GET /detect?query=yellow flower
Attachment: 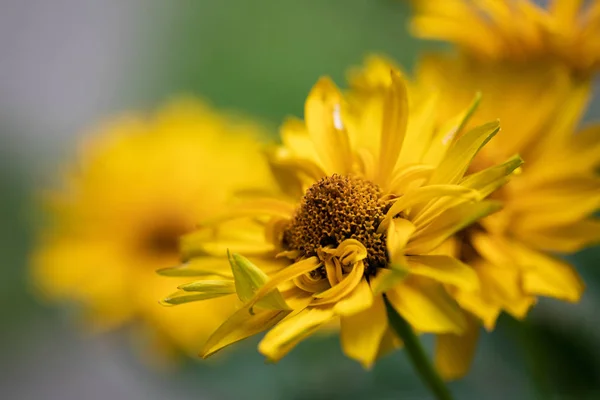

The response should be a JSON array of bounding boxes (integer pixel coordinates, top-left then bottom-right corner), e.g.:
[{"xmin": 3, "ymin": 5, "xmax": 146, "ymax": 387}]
[
  {"xmin": 414, "ymin": 53, "xmax": 599, "ymax": 342},
  {"xmin": 407, "ymin": 0, "xmax": 600, "ymax": 75},
  {"xmin": 31, "ymin": 98, "xmax": 274, "ymax": 357},
  {"xmin": 161, "ymin": 61, "xmax": 520, "ymax": 372}
]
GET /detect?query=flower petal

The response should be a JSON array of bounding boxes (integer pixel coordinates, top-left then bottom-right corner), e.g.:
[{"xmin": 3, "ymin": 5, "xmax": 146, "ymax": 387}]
[
  {"xmin": 228, "ymin": 252, "xmax": 289, "ymax": 310},
  {"xmin": 376, "ymin": 71, "xmax": 409, "ymax": 188},
  {"xmin": 460, "ymin": 154, "xmax": 523, "ymax": 197},
  {"xmin": 407, "ymin": 255, "xmax": 479, "ymax": 291},
  {"xmin": 516, "ymin": 246, "xmax": 585, "ymax": 302},
  {"xmin": 435, "ymin": 315, "xmax": 480, "ymax": 381},
  {"xmin": 160, "ymin": 283, "xmax": 235, "ymax": 306},
  {"xmin": 386, "ymin": 278, "xmax": 467, "ymax": 334},
  {"xmin": 340, "ymin": 296, "xmax": 388, "ymax": 368},
  {"xmin": 334, "ymin": 278, "xmax": 374, "ymax": 316},
  {"xmin": 201, "ymin": 305, "xmax": 289, "ymax": 358},
  {"xmin": 157, "ymin": 257, "xmax": 232, "ymax": 278},
  {"xmin": 386, "ymin": 217, "xmax": 416, "ymax": 265},
  {"xmin": 259, "ymin": 307, "xmax": 335, "ymax": 362},
  {"xmin": 380, "ymin": 184, "xmax": 478, "ymax": 233},
  {"xmin": 429, "ymin": 120, "xmax": 500, "ymax": 185},
  {"xmin": 305, "ymin": 78, "xmax": 353, "ymax": 175},
  {"xmin": 407, "ymin": 200, "xmax": 502, "ymax": 254},
  {"xmin": 246, "ymin": 257, "xmax": 320, "ymax": 311}
]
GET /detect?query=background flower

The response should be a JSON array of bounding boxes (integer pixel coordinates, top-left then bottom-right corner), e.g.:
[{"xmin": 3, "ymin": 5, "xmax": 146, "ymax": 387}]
[
  {"xmin": 31, "ymin": 98, "xmax": 274, "ymax": 357},
  {"xmin": 407, "ymin": 0, "xmax": 600, "ymax": 76}
]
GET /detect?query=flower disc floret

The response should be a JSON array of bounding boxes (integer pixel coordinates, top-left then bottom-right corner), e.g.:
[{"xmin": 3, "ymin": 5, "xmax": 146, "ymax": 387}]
[{"xmin": 282, "ymin": 174, "xmax": 389, "ymax": 272}]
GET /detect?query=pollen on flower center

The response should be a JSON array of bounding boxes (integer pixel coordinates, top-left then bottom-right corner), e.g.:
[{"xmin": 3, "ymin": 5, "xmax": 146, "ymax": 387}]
[{"xmin": 282, "ymin": 174, "xmax": 389, "ymax": 272}]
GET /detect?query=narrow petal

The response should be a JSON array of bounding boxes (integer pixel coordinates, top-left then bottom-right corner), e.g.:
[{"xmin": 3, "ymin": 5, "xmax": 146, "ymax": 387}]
[
  {"xmin": 386, "ymin": 218, "xmax": 416, "ymax": 265},
  {"xmin": 259, "ymin": 307, "xmax": 335, "ymax": 362},
  {"xmin": 376, "ymin": 72, "xmax": 409, "ymax": 188},
  {"xmin": 280, "ymin": 117, "xmax": 320, "ymax": 163},
  {"xmin": 202, "ymin": 305, "xmax": 289, "ymax": 357},
  {"xmin": 521, "ymin": 219, "xmax": 600, "ymax": 253},
  {"xmin": 460, "ymin": 154, "xmax": 523, "ymax": 197},
  {"xmin": 178, "ymin": 279, "xmax": 236, "ymax": 293},
  {"xmin": 407, "ymin": 200, "xmax": 503, "ymax": 254},
  {"xmin": 334, "ymin": 278, "xmax": 374, "ymax": 316},
  {"xmin": 340, "ymin": 296, "xmax": 388, "ymax": 368},
  {"xmin": 305, "ymin": 78, "xmax": 353, "ymax": 175},
  {"xmin": 422, "ymin": 92, "xmax": 482, "ymax": 167},
  {"xmin": 435, "ymin": 315, "xmax": 480, "ymax": 381},
  {"xmin": 429, "ymin": 121, "xmax": 500, "ymax": 185},
  {"xmin": 311, "ymin": 261, "xmax": 366, "ymax": 306},
  {"xmin": 246, "ymin": 257, "xmax": 320, "ymax": 311},
  {"xmin": 160, "ymin": 285, "xmax": 235, "ymax": 306},
  {"xmin": 407, "ymin": 255, "xmax": 479, "ymax": 291},
  {"xmin": 376, "ymin": 328, "xmax": 403, "ymax": 360},
  {"xmin": 157, "ymin": 258, "xmax": 232, "ymax": 278},
  {"xmin": 452, "ymin": 289, "xmax": 500, "ymax": 331},
  {"xmin": 228, "ymin": 252, "xmax": 289, "ymax": 310},
  {"xmin": 370, "ymin": 268, "xmax": 408, "ymax": 295},
  {"xmin": 515, "ymin": 245, "xmax": 585, "ymax": 302},
  {"xmin": 386, "ymin": 278, "xmax": 467, "ymax": 334},
  {"xmin": 380, "ymin": 185, "xmax": 478, "ymax": 233}
]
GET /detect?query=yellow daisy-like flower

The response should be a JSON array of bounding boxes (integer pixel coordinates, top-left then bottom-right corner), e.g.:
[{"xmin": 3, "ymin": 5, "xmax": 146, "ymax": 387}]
[
  {"xmin": 31, "ymin": 98, "xmax": 274, "ymax": 357},
  {"xmin": 407, "ymin": 0, "xmax": 600, "ymax": 75},
  {"xmin": 161, "ymin": 63, "xmax": 520, "ymax": 371},
  {"xmin": 415, "ymin": 53, "xmax": 599, "ymax": 336}
]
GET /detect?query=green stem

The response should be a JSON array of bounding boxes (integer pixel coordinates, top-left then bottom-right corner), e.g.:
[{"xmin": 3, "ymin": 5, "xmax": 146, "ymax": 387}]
[{"xmin": 384, "ymin": 296, "xmax": 454, "ymax": 400}]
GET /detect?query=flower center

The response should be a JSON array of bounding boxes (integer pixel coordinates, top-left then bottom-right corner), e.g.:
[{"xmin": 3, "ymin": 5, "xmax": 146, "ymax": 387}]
[
  {"xmin": 282, "ymin": 174, "xmax": 389, "ymax": 273},
  {"xmin": 140, "ymin": 220, "xmax": 188, "ymax": 258}
]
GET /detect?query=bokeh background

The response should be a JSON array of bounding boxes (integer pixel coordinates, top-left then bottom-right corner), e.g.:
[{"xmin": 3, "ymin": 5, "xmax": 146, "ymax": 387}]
[{"xmin": 1, "ymin": 1, "xmax": 599, "ymax": 399}]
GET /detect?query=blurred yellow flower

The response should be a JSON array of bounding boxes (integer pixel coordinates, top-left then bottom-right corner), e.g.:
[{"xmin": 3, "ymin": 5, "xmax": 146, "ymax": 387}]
[
  {"xmin": 414, "ymin": 53, "xmax": 599, "ymax": 376},
  {"xmin": 31, "ymin": 98, "xmax": 274, "ymax": 358},
  {"xmin": 161, "ymin": 62, "xmax": 520, "ymax": 371},
  {"xmin": 407, "ymin": 0, "xmax": 600, "ymax": 75}
]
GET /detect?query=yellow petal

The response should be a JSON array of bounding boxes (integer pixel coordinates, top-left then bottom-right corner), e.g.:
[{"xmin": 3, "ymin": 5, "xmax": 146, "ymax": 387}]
[
  {"xmin": 259, "ymin": 307, "xmax": 335, "ymax": 362},
  {"xmin": 452, "ymin": 287, "xmax": 501, "ymax": 331},
  {"xmin": 380, "ymin": 184, "xmax": 478, "ymax": 233},
  {"xmin": 160, "ymin": 283, "xmax": 235, "ymax": 306},
  {"xmin": 407, "ymin": 200, "xmax": 502, "ymax": 254},
  {"xmin": 228, "ymin": 252, "xmax": 289, "ymax": 310},
  {"xmin": 178, "ymin": 279, "xmax": 236, "ymax": 293},
  {"xmin": 334, "ymin": 278, "xmax": 374, "ymax": 316},
  {"xmin": 370, "ymin": 268, "xmax": 408, "ymax": 295},
  {"xmin": 386, "ymin": 218, "xmax": 416, "ymax": 265},
  {"xmin": 340, "ymin": 296, "xmax": 388, "ymax": 368},
  {"xmin": 311, "ymin": 260, "xmax": 365, "ymax": 306},
  {"xmin": 407, "ymin": 255, "xmax": 479, "ymax": 291},
  {"xmin": 386, "ymin": 278, "xmax": 467, "ymax": 334},
  {"xmin": 521, "ymin": 219, "xmax": 600, "ymax": 253},
  {"xmin": 305, "ymin": 77, "xmax": 353, "ymax": 175},
  {"xmin": 202, "ymin": 305, "xmax": 289, "ymax": 358},
  {"xmin": 435, "ymin": 315, "xmax": 480, "ymax": 381},
  {"xmin": 422, "ymin": 92, "xmax": 482, "ymax": 167},
  {"xmin": 157, "ymin": 257, "xmax": 232, "ymax": 278},
  {"xmin": 476, "ymin": 263, "xmax": 536, "ymax": 319},
  {"xmin": 517, "ymin": 246, "xmax": 585, "ymax": 302},
  {"xmin": 376, "ymin": 72, "xmax": 409, "ymax": 188},
  {"xmin": 280, "ymin": 117, "xmax": 320, "ymax": 163},
  {"xmin": 376, "ymin": 328, "xmax": 403, "ymax": 360},
  {"xmin": 246, "ymin": 257, "xmax": 320, "ymax": 311},
  {"xmin": 459, "ymin": 154, "xmax": 523, "ymax": 197},
  {"xmin": 429, "ymin": 120, "xmax": 500, "ymax": 185}
]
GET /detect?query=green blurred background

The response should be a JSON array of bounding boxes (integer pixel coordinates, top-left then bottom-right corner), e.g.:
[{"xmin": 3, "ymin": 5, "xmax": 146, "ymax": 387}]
[{"xmin": 1, "ymin": 1, "xmax": 599, "ymax": 399}]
